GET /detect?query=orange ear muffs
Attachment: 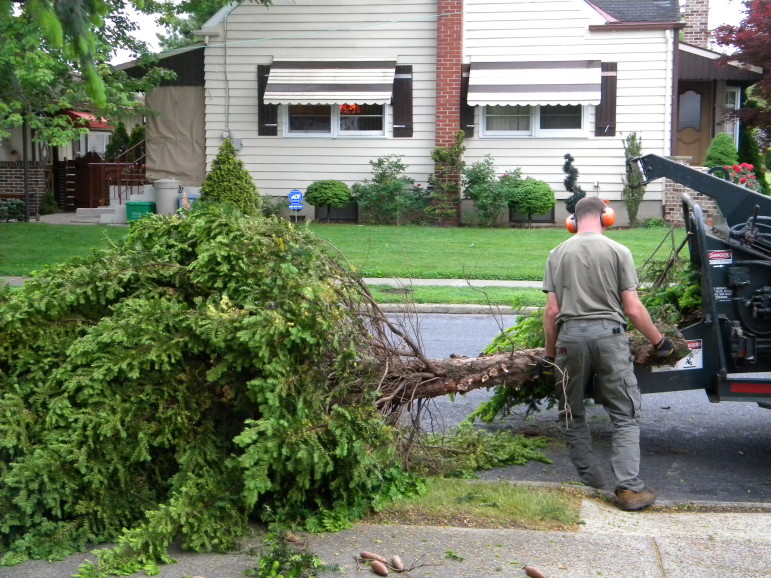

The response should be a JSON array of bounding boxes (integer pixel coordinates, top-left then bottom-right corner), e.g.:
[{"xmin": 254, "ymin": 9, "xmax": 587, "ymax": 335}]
[
  {"xmin": 566, "ymin": 206, "xmax": 616, "ymax": 233},
  {"xmin": 601, "ymin": 206, "xmax": 616, "ymax": 227}
]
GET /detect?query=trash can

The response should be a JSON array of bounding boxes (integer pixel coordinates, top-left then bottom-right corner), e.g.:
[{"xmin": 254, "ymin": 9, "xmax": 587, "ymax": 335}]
[
  {"xmin": 153, "ymin": 178, "xmax": 181, "ymax": 215},
  {"xmin": 125, "ymin": 201, "xmax": 156, "ymax": 222},
  {"xmin": 177, "ymin": 193, "xmax": 201, "ymax": 210}
]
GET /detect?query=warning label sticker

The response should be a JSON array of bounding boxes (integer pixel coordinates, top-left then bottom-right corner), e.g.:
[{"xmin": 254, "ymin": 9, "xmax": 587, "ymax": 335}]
[
  {"xmin": 651, "ymin": 340, "xmax": 703, "ymax": 373},
  {"xmin": 708, "ymin": 250, "xmax": 732, "ymax": 265},
  {"xmin": 714, "ymin": 286, "xmax": 733, "ymax": 302}
]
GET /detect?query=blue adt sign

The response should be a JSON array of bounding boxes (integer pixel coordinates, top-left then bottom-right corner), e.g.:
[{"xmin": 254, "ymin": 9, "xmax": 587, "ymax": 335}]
[{"xmin": 288, "ymin": 189, "xmax": 303, "ymax": 210}]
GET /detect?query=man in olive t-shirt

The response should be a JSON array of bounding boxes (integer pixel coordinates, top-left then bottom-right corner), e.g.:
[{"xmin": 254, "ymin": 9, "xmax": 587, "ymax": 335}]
[{"xmin": 542, "ymin": 197, "xmax": 672, "ymax": 511}]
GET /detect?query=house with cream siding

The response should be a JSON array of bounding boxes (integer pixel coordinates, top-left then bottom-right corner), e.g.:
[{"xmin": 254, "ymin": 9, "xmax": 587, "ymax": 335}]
[
  {"xmin": 186, "ymin": 0, "xmax": 683, "ymax": 224},
  {"xmin": 117, "ymin": 0, "xmax": 758, "ymax": 225}
]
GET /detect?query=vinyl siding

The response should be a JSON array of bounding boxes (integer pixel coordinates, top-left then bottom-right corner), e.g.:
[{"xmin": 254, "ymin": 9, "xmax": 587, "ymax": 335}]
[
  {"xmin": 463, "ymin": 0, "xmax": 673, "ymax": 203},
  {"xmin": 202, "ymin": 0, "xmax": 674, "ymax": 213},
  {"xmin": 202, "ymin": 0, "xmax": 438, "ymax": 207}
]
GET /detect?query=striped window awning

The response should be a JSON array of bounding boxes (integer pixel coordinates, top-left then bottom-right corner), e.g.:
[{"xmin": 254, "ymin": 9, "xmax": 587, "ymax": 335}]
[
  {"xmin": 467, "ymin": 60, "xmax": 602, "ymax": 107},
  {"xmin": 263, "ymin": 60, "xmax": 397, "ymax": 105}
]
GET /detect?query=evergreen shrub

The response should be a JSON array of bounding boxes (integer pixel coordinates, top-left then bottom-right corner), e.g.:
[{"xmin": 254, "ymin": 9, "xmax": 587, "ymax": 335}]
[
  {"xmin": 704, "ymin": 133, "xmax": 739, "ymax": 168},
  {"xmin": 0, "ymin": 198, "xmax": 25, "ymax": 221},
  {"xmin": 200, "ymin": 139, "xmax": 262, "ymax": 215}
]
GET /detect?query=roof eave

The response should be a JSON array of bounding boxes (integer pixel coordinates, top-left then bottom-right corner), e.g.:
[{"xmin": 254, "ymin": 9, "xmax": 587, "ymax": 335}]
[{"xmin": 589, "ymin": 22, "xmax": 685, "ymax": 31}]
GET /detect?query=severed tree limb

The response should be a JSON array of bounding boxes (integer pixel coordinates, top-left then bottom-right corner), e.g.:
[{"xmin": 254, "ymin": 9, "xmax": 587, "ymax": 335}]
[{"xmin": 375, "ymin": 333, "xmax": 690, "ymax": 410}]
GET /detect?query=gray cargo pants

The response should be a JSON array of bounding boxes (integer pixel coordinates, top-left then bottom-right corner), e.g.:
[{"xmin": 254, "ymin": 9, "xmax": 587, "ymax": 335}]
[{"xmin": 555, "ymin": 318, "xmax": 645, "ymax": 492}]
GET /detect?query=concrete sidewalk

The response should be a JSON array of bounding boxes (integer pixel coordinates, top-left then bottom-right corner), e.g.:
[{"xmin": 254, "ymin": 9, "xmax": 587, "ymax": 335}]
[{"xmin": 2, "ymin": 491, "xmax": 769, "ymax": 578}]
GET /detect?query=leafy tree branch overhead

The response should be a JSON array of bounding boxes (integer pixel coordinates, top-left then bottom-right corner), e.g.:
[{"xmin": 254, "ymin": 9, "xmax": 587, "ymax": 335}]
[
  {"xmin": 714, "ymin": 0, "xmax": 771, "ymax": 133},
  {"xmin": 0, "ymin": 0, "xmax": 167, "ymax": 144}
]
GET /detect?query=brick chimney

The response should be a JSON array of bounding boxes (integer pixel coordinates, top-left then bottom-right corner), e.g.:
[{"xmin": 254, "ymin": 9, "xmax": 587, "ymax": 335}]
[
  {"xmin": 435, "ymin": 0, "xmax": 463, "ymax": 147},
  {"xmin": 434, "ymin": 0, "xmax": 463, "ymax": 224},
  {"xmin": 683, "ymin": 0, "xmax": 710, "ymax": 48}
]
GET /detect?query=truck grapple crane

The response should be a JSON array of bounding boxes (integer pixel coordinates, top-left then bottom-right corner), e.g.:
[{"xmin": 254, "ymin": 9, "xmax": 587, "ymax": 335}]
[{"xmin": 631, "ymin": 154, "xmax": 771, "ymax": 409}]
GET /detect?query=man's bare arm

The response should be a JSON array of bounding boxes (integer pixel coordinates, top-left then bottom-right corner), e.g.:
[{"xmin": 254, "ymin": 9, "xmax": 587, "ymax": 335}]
[
  {"xmin": 621, "ymin": 289, "xmax": 663, "ymax": 344},
  {"xmin": 543, "ymin": 291, "xmax": 560, "ymax": 358}
]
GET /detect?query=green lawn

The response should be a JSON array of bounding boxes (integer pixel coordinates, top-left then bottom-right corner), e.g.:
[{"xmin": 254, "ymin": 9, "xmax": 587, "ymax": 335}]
[
  {"xmin": 368, "ymin": 285, "xmax": 546, "ymax": 307},
  {"xmin": 0, "ymin": 223, "xmax": 129, "ymax": 276},
  {"xmin": 310, "ymin": 223, "xmax": 683, "ymax": 280},
  {"xmin": 0, "ymin": 221, "xmax": 681, "ymax": 283}
]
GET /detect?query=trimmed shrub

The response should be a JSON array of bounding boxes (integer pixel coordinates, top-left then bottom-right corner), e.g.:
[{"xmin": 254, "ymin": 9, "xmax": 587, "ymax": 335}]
[
  {"xmin": 200, "ymin": 139, "xmax": 261, "ymax": 215},
  {"xmin": 563, "ymin": 153, "xmax": 586, "ymax": 214},
  {"xmin": 305, "ymin": 180, "xmax": 351, "ymax": 209},
  {"xmin": 704, "ymin": 133, "xmax": 739, "ymax": 168},
  {"xmin": 509, "ymin": 178, "xmax": 556, "ymax": 227}
]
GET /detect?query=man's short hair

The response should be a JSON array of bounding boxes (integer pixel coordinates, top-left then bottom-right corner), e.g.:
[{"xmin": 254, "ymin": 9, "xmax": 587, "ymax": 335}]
[{"xmin": 575, "ymin": 196, "xmax": 606, "ymax": 222}]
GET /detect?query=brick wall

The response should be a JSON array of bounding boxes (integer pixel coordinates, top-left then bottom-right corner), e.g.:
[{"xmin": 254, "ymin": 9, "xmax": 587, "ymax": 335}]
[
  {"xmin": 663, "ymin": 157, "xmax": 718, "ymax": 226},
  {"xmin": 683, "ymin": 0, "xmax": 710, "ymax": 48},
  {"xmin": 0, "ymin": 161, "xmax": 45, "ymax": 215}
]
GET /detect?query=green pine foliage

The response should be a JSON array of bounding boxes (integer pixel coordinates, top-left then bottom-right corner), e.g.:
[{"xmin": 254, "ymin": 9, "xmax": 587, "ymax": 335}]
[
  {"xmin": 622, "ymin": 132, "xmax": 647, "ymax": 227},
  {"xmin": 0, "ymin": 204, "xmax": 418, "ymax": 573},
  {"xmin": 562, "ymin": 153, "xmax": 586, "ymax": 214},
  {"xmin": 704, "ymin": 133, "xmax": 739, "ymax": 167},
  {"xmin": 200, "ymin": 139, "xmax": 262, "ymax": 215},
  {"xmin": 104, "ymin": 121, "xmax": 130, "ymax": 161}
]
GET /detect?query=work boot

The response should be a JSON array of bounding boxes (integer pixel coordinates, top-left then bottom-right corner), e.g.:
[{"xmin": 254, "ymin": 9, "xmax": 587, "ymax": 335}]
[
  {"xmin": 615, "ymin": 488, "xmax": 656, "ymax": 511},
  {"xmin": 578, "ymin": 465, "xmax": 605, "ymax": 489}
]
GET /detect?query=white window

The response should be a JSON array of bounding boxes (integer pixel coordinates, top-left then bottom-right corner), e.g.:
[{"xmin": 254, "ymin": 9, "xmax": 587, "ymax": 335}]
[
  {"xmin": 482, "ymin": 104, "xmax": 588, "ymax": 137},
  {"xmin": 723, "ymin": 87, "xmax": 740, "ymax": 148},
  {"xmin": 78, "ymin": 131, "xmax": 111, "ymax": 156},
  {"xmin": 286, "ymin": 104, "xmax": 385, "ymax": 137},
  {"xmin": 678, "ymin": 90, "xmax": 702, "ymax": 131}
]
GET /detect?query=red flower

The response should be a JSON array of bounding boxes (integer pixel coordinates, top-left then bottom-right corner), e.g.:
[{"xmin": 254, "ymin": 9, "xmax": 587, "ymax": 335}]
[
  {"xmin": 740, "ymin": 177, "xmax": 748, "ymax": 183},
  {"xmin": 733, "ymin": 165, "xmax": 741, "ymax": 172}
]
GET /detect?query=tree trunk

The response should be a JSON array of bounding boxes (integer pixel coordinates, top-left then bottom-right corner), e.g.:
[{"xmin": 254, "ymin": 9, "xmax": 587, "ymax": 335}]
[{"xmin": 374, "ymin": 335, "xmax": 688, "ymax": 411}]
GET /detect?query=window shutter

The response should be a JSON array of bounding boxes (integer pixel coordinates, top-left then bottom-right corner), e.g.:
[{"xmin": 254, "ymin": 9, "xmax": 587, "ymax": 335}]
[
  {"xmin": 258, "ymin": 65, "xmax": 278, "ymax": 136},
  {"xmin": 461, "ymin": 64, "xmax": 475, "ymax": 138},
  {"xmin": 392, "ymin": 65, "xmax": 413, "ymax": 138},
  {"xmin": 595, "ymin": 62, "xmax": 617, "ymax": 137}
]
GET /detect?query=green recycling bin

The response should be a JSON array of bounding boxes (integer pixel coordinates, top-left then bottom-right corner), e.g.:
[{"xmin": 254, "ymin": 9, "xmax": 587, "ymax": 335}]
[{"xmin": 125, "ymin": 201, "xmax": 156, "ymax": 222}]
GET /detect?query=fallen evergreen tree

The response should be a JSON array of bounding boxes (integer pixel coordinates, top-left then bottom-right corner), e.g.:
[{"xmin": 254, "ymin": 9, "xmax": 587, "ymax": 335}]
[{"xmin": 0, "ymin": 204, "xmax": 685, "ymax": 575}]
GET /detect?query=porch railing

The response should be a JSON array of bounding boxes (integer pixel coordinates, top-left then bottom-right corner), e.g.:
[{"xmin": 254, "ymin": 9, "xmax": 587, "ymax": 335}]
[{"xmin": 104, "ymin": 141, "xmax": 148, "ymax": 204}]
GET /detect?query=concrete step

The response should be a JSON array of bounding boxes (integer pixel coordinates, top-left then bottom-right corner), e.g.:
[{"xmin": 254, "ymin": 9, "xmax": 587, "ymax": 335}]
[{"xmin": 75, "ymin": 207, "xmax": 114, "ymax": 218}]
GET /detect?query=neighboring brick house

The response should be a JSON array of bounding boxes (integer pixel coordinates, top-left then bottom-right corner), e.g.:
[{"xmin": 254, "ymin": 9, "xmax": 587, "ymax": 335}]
[{"xmin": 122, "ymin": 0, "xmax": 760, "ymax": 224}]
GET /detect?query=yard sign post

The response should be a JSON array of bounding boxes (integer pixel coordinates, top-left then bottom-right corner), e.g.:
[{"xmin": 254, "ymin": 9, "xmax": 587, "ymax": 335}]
[{"xmin": 288, "ymin": 189, "xmax": 303, "ymax": 223}]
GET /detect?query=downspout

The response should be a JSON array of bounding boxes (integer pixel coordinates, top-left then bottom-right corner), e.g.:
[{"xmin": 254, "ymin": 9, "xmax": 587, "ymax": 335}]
[
  {"xmin": 669, "ymin": 27, "xmax": 679, "ymax": 157},
  {"xmin": 221, "ymin": 3, "xmax": 240, "ymax": 142}
]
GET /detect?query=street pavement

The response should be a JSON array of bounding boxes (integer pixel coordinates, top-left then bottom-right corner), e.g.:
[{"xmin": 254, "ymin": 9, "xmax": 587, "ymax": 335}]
[{"xmin": 1, "ymin": 213, "xmax": 770, "ymax": 577}]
